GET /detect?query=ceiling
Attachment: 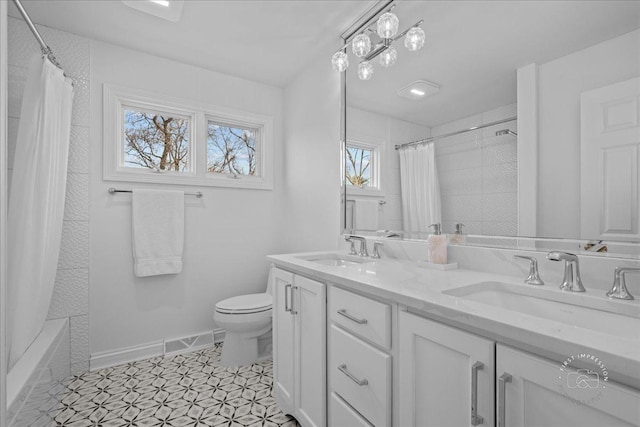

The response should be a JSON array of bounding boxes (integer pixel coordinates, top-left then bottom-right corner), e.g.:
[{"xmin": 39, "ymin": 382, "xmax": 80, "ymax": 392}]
[
  {"xmin": 347, "ymin": 0, "xmax": 640, "ymax": 127},
  {"xmin": 9, "ymin": 0, "xmax": 374, "ymax": 87},
  {"xmin": 9, "ymin": 1, "xmax": 640, "ymax": 127}
]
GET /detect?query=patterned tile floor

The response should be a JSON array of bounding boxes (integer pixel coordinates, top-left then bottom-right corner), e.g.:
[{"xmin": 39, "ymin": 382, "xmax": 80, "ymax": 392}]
[{"xmin": 53, "ymin": 344, "xmax": 298, "ymax": 426}]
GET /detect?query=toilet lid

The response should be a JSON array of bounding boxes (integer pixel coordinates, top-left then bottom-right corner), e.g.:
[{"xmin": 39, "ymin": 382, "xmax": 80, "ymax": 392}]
[{"xmin": 216, "ymin": 293, "xmax": 272, "ymax": 314}]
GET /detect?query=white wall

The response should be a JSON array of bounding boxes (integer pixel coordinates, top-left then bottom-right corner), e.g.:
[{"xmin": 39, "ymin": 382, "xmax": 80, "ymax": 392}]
[
  {"xmin": 89, "ymin": 41, "xmax": 285, "ymax": 360},
  {"xmin": 537, "ymin": 29, "xmax": 640, "ymax": 238},
  {"xmin": 281, "ymin": 52, "xmax": 342, "ymax": 252},
  {"xmin": 8, "ymin": 16, "xmax": 90, "ymax": 375},
  {"xmin": 347, "ymin": 107, "xmax": 430, "ymax": 232}
]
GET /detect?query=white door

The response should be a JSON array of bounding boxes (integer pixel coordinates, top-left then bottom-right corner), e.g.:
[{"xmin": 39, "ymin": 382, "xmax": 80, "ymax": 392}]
[
  {"xmin": 272, "ymin": 268, "xmax": 295, "ymax": 414},
  {"xmin": 497, "ymin": 344, "xmax": 640, "ymax": 427},
  {"xmin": 294, "ymin": 275, "xmax": 326, "ymax": 427},
  {"xmin": 581, "ymin": 77, "xmax": 640, "ymax": 241},
  {"xmin": 398, "ymin": 311, "xmax": 495, "ymax": 427}
]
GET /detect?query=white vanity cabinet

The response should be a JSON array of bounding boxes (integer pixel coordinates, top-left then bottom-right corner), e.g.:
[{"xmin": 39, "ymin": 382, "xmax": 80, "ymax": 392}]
[
  {"xmin": 328, "ymin": 286, "xmax": 393, "ymax": 427},
  {"xmin": 398, "ymin": 311, "xmax": 495, "ymax": 427},
  {"xmin": 272, "ymin": 267, "xmax": 326, "ymax": 427},
  {"xmin": 497, "ymin": 344, "xmax": 640, "ymax": 427}
]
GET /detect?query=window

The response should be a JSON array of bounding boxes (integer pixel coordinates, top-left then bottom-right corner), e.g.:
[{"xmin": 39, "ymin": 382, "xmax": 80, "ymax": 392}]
[
  {"xmin": 104, "ymin": 84, "xmax": 273, "ymax": 190},
  {"xmin": 207, "ymin": 120, "xmax": 259, "ymax": 177},
  {"xmin": 123, "ymin": 108, "xmax": 192, "ymax": 172},
  {"xmin": 345, "ymin": 141, "xmax": 379, "ymax": 192}
]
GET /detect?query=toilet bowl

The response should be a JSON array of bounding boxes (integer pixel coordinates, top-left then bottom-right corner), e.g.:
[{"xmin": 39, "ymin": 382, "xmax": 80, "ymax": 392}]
[{"xmin": 214, "ymin": 292, "xmax": 272, "ymax": 366}]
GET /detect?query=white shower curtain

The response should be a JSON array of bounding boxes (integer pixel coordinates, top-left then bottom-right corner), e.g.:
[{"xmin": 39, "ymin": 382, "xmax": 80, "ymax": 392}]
[
  {"xmin": 7, "ymin": 56, "xmax": 74, "ymax": 370},
  {"xmin": 399, "ymin": 143, "xmax": 442, "ymax": 235}
]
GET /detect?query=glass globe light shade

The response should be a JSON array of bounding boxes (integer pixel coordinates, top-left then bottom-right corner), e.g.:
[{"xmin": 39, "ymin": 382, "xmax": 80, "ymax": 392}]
[
  {"xmin": 377, "ymin": 12, "xmax": 399, "ymax": 39},
  {"xmin": 357, "ymin": 61, "xmax": 374, "ymax": 80},
  {"xmin": 379, "ymin": 46, "xmax": 397, "ymax": 68},
  {"xmin": 404, "ymin": 26, "xmax": 426, "ymax": 51},
  {"xmin": 352, "ymin": 34, "xmax": 372, "ymax": 58},
  {"xmin": 331, "ymin": 51, "xmax": 349, "ymax": 72}
]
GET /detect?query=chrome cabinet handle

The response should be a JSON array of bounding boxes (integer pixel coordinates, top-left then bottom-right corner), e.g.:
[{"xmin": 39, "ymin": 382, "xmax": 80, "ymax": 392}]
[
  {"xmin": 284, "ymin": 284, "xmax": 292, "ymax": 312},
  {"xmin": 337, "ymin": 309, "xmax": 368, "ymax": 324},
  {"xmin": 471, "ymin": 362, "xmax": 484, "ymax": 425},
  {"xmin": 498, "ymin": 372, "xmax": 512, "ymax": 427},
  {"xmin": 290, "ymin": 286, "xmax": 298, "ymax": 315},
  {"xmin": 338, "ymin": 364, "xmax": 368, "ymax": 386}
]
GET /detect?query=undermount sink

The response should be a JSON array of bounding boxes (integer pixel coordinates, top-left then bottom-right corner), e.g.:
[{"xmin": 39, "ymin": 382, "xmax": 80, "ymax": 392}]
[
  {"xmin": 444, "ymin": 281, "xmax": 640, "ymax": 340},
  {"xmin": 298, "ymin": 253, "xmax": 371, "ymax": 268}
]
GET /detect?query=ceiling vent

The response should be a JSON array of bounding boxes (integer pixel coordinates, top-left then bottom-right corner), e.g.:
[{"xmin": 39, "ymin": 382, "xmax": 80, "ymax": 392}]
[
  {"xmin": 122, "ymin": 0, "xmax": 184, "ymax": 22},
  {"xmin": 397, "ymin": 80, "xmax": 440, "ymax": 101}
]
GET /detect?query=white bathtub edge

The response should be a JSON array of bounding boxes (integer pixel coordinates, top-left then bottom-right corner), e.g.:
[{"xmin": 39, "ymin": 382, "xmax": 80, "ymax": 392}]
[{"xmin": 7, "ymin": 318, "xmax": 69, "ymax": 413}]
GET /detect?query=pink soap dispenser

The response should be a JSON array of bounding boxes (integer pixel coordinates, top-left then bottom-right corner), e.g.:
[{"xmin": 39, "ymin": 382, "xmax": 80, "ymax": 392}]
[{"xmin": 428, "ymin": 223, "xmax": 448, "ymax": 264}]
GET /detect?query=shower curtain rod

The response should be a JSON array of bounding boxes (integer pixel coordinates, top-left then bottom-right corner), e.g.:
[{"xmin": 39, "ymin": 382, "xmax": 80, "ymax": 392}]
[
  {"xmin": 11, "ymin": 0, "xmax": 64, "ymax": 70},
  {"xmin": 394, "ymin": 116, "xmax": 517, "ymax": 150}
]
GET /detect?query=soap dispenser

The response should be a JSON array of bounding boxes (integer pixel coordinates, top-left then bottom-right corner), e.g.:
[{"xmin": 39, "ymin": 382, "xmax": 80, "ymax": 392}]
[
  {"xmin": 449, "ymin": 223, "xmax": 466, "ymax": 244},
  {"xmin": 428, "ymin": 223, "xmax": 448, "ymax": 264}
]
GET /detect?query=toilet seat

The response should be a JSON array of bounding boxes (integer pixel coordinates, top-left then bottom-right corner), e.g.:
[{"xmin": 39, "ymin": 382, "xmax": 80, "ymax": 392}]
[{"xmin": 215, "ymin": 293, "xmax": 272, "ymax": 315}]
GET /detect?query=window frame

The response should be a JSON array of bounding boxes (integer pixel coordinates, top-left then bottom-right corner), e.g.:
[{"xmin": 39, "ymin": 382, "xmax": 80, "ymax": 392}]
[
  {"xmin": 103, "ymin": 84, "xmax": 274, "ymax": 190},
  {"xmin": 344, "ymin": 139, "xmax": 382, "ymax": 196}
]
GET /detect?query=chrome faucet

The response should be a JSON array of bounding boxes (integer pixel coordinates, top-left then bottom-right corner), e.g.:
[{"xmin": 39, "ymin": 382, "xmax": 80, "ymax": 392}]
[
  {"xmin": 372, "ymin": 241, "xmax": 384, "ymax": 259},
  {"xmin": 606, "ymin": 266, "xmax": 640, "ymax": 300},
  {"xmin": 344, "ymin": 236, "xmax": 358, "ymax": 255},
  {"xmin": 346, "ymin": 235, "xmax": 368, "ymax": 257},
  {"xmin": 546, "ymin": 252, "xmax": 586, "ymax": 292},
  {"xmin": 513, "ymin": 255, "xmax": 544, "ymax": 286}
]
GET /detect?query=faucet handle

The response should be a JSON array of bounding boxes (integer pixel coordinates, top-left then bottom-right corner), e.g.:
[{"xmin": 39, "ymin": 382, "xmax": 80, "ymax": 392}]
[
  {"xmin": 606, "ymin": 266, "xmax": 640, "ymax": 300},
  {"xmin": 514, "ymin": 255, "xmax": 544, "ymax": 286},
  {"xmin": 345, "ymin": 236, "xmax": 357, "ymax": 255},
  {"xmin": 372, "ymin": 241, "xmax": 384, "ymax": 259}
]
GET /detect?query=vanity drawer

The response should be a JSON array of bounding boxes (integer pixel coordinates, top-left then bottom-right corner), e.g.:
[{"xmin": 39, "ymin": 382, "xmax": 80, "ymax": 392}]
[
  {"xmin": 330, "ymin": 324, "xmax": 391, "ymax": 427},
  {"xmin": 330, "ymin": 286, "xmax": 391, "ymax": 349},
  {"xmin": 330, "ymin": 392, "xmax": 373, "ymax": 427}
]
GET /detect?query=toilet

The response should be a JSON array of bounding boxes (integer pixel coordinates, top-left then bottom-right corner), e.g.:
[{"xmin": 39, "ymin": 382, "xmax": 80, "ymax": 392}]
[{"xmin": 214, "ymin": 283, "xmax": 272, "ymax": 367}]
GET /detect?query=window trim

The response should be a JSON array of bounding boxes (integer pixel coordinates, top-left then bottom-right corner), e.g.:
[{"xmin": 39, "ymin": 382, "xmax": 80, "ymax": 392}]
[
  {"xmin": 345, "ymin": 139, "xmax": 382, "ymax": 196},
  {"xmin": 103, "ymin": 84, "xmax": 274, "ymax": 190}
]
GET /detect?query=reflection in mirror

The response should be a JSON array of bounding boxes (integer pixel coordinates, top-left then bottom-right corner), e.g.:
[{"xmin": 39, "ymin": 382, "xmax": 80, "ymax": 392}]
[{"xmin": 341, "ymin": 1, "xmax": 640, "ymax": 257}]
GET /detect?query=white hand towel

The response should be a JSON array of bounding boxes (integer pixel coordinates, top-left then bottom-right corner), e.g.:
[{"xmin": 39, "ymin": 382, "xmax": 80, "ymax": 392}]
[
  {"xmin": 354, "ymin": 199, "xmax": 380, "ymax": 231},
  {"xmin": 132, "ymin": 189, "xmax": 184, "ymax": 277}
]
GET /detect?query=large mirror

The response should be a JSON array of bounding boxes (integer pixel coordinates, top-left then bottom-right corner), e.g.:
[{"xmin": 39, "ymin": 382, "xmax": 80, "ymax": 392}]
[{"xmin": 342, "ymin": 0, "xmax": 640, "ymax": 255}]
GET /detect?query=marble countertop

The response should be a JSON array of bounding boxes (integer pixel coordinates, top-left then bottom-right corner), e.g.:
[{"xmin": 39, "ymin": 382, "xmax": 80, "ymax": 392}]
[{"xmin": 267, "ymin": 250, "xmax": 640, "ymax": 389}]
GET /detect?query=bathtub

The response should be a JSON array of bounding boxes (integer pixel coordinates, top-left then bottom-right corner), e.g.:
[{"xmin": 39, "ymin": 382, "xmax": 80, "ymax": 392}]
[{"xmin": 7, "ymin": 318, "xmax": 70, "ymax": 427}]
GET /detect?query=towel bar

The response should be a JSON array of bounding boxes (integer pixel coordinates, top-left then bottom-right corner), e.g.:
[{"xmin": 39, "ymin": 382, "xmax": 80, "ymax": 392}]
[{"xmin": 108, "ymin": 187, "xmax": 203, "ymax": 198}]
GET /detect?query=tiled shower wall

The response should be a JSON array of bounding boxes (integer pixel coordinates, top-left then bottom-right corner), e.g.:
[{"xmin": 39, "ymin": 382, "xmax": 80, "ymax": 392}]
[
  {"xmin": 8, "ymin": 16, "xmax": 90, "ymax": 375},
  {"xmin": 433, "ymin": 104, "xmax": 517, "ymax": 236}
]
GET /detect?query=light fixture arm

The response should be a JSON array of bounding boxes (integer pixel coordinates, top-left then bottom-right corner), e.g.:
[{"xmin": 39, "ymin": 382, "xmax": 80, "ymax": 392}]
[{"xmin": 360, "ymin": 20, "xmax": 425, "ymax": 62}]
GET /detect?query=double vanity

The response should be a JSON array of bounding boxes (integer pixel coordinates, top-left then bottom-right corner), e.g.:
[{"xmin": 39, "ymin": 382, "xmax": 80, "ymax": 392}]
[{"xmin": 268, "ymin": 242, "xmax": 640, "ymax": 427}]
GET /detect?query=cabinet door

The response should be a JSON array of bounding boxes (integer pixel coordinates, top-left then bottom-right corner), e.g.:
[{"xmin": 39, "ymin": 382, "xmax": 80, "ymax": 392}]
[
  {"xmin": 497, "ymin": 344, "xmax": 640, "ymax": 427},
  {"xmin": 294, "ymin": 275, "xmax": 326, "ymax": 427},
  {"xmin": 272, "ymin": 268, "xmax": 295, "ymax": 414},
  {"xmin": 399, "ymin": 311, "xmax": 495, "ymax": 427}
]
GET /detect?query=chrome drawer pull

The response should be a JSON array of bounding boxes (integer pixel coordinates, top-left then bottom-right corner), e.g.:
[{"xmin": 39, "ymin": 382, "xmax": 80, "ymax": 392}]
[
  {"xmin": 338, "ymin": 364, "xmax": 368, "ymax": 386},
  {"xmin": 471, "ymin": 361, "xmax": 484, "ymax": 425},
  {"xmin": 337, "ymin": 309, "xmax": 368, "ymax": 324},
  {"xmin": 498, "ymin": 372, "xmax": 512, "ymax": 427},
  {"xmin": 284, "ymin": 284, "xmax": 292, "ymax": 312}
]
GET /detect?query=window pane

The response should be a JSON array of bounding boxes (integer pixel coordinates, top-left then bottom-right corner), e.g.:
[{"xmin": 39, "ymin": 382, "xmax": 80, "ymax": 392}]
[
  {"xmin": 207, "ymin": 121, "xmax": 257, "ymax": 176},
  {"xmin": 346, "ymin": 146, "xmax": 372, "ymax": 187},
  {"xmin": 123, "ymin": 109, "xmax": 190, "ymax": 171}
]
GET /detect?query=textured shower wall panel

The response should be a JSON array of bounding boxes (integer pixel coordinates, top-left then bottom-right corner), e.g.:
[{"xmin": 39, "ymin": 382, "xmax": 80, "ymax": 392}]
[
  {"xmin": 433, "ymin": 104, "xmax": 518, "ymax": 236},
  {"xmin": 7, "ymin": 16, "xmax": 91, "ymax": 375}
]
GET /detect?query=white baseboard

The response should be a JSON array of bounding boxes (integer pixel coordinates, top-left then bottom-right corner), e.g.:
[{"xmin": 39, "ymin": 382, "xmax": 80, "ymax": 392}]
[{"xmin": 90, "ymin": 328, "xmax": 226, "ymax": 372}]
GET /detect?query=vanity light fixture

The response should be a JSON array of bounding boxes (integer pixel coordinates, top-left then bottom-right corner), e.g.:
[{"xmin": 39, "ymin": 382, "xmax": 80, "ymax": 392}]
[
  {"xmin": 332, "ymin": 4, "xmax": 425, "ymax": 80},
  {"xmin": 398, "ymin": 80, "xmax": 440, "ymax": 101}
]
